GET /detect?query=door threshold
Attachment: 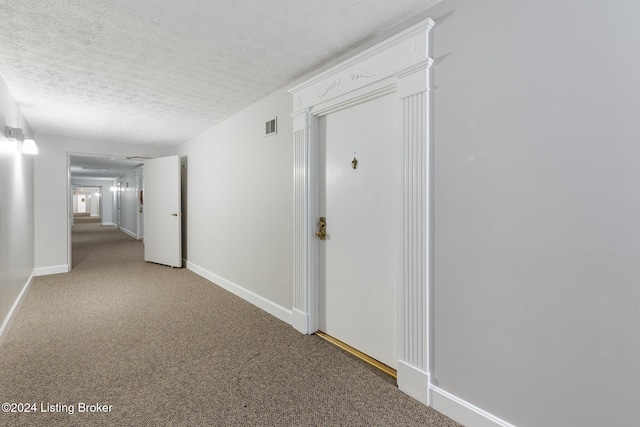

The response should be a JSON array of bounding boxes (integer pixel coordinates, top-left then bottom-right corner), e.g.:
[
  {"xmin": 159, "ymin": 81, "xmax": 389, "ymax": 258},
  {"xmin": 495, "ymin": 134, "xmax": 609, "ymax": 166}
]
[{"xmin": 315, "ymin": 331, "xmax": 397, "ymax": 379}]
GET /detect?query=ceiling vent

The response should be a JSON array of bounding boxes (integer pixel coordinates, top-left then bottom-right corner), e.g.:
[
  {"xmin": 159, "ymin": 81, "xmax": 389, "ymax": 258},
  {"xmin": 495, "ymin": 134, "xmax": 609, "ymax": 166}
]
[{"xmin": 265, "ymin": 117, "xmax": 277, "ymax": 136}]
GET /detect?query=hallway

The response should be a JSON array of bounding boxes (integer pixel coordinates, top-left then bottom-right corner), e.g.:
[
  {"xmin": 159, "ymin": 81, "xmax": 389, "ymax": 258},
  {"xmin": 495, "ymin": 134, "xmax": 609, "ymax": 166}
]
[{"xmin": 0, "ymin": 222, "xmax": 459, "ymax": 426}]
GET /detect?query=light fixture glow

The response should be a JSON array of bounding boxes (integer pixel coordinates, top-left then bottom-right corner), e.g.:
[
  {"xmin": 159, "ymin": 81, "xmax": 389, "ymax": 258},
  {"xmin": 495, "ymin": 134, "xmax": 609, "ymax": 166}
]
[
  {"xmin": 4, "ymin": 126, "xmax": 38, "ymax": 155},
  {"xmin": 21, "ymin": 138, "xmax": 38, "ymax": 154}
]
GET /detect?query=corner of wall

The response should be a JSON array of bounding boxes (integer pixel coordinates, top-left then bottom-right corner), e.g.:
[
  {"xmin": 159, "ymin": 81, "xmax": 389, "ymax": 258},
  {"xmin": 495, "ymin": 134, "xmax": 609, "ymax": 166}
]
[
  {"xmin": 0, "ymin": 272, "xmax": 34, "ymax": 349},
  {"xmin": 33, "ymin": 265, "xmax": 69, "ymax": 276},
  {"xmin": 186, "ymin": 261, "xmax": 293, "ymax": 326}
]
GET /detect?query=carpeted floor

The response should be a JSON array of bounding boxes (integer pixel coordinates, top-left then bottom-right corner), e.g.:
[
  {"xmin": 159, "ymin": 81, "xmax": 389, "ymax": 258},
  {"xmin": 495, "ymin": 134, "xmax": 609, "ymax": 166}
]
[{"xmin": 0, "ymin": 222, "xmax": 461, "ymax": 426}]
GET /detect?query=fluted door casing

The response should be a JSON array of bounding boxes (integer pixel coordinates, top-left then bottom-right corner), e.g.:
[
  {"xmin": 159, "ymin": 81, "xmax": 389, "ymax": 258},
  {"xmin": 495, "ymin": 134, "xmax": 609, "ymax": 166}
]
[
  {"xmin": 292, "ymin": 117, "xmax": 317, "ymax": 334},
  {"xmin": 396, "ymin": 70, "xmax": 431, "ymax": 403},
  {"xmin": 400, "ymin": 91, "xmax": 428, "ymax": 371}
]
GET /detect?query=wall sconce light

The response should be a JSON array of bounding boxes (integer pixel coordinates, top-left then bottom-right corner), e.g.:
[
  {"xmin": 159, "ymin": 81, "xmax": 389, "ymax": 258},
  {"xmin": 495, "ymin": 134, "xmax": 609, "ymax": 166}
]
[
  {"xmin": 4, "ymin": 126, "xmax": 38, "ymax": 155},
  {"xmin": 5, "ymin": 126, "xmax": 24, "ymax": 141},
  {"xmin": 21, "ymin": 138, "xmax": 38, "ymax": 154}
]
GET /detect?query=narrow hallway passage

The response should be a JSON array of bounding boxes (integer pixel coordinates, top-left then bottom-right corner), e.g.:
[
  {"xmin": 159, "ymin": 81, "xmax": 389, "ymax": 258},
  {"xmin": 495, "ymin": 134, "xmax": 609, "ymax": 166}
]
[{"xmin": 0, "ymin": 223, "xmax": 459, "ymax": 426}]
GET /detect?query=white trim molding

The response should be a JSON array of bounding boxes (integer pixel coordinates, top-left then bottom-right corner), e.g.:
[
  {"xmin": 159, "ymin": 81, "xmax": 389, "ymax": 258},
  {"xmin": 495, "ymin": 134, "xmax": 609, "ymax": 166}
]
[
  {"xmin": 186, "ymin": 261, "xmax": 293, "ymax": 326},
  {"xmin": 119, "ymin": 226, "xmax": 137, "ymax": 239},
  {"xmin": 289, "ymin": 17, "xmax": 435, "ymax": 404},
  {"xmin": 291, "ymin": 111, "xmax": 316, "ymax": 334},
  {"xmin": 34, "ymin": 264, "xmax": 69, "ymax": 276},
  {"xmin": 0, "ymin": 272, "xmax": 34, "ymax": 348},
  {"xmin": 430, "ymin": 385, "xmax": 517, "ymax": 427},
  {"xmin": 398, "ymin": 361, "xmax": 430, "ymax": 404}
]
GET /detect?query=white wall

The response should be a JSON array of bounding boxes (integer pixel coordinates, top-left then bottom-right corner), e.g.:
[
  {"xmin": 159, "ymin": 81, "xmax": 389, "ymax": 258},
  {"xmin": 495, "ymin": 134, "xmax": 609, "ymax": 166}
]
[
  {"xmin": 89, "ymin": 191, "xmax": 99, "ymax": 216},
  {"xmin": 427, "ymin": 1, "xmax": 640, "ymax": 426},
  {"xmin": 176, "ymin": 2, "xmax": 640, "ymax": 425},
  {"xmin": 34, "ymin": 134, "xmax": 170, "ymax": 273},
  {"xmin": 16, "ymin": 2, "xmax": 640, "ymax": 424},
  {"xmin": 0, "ymin": 74, "xmax": 35, "ymax": 343},
  {"xmin": 174, "ymin": 89, "xmax": 294, "ymax": 314},
  {"xmin": 115, "ymin": 166, "xmax": 142, "ymax": 238}
]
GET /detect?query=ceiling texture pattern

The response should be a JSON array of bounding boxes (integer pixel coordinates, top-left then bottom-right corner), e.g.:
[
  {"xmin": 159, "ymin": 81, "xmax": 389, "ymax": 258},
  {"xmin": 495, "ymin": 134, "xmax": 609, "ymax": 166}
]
[
  {"xmin": 0, "ymin": 0, "xmax": 439, "ymax": 146},
  {"xmin": 69, "ymin": 155, "xmax": 145, "ymax": 179}
]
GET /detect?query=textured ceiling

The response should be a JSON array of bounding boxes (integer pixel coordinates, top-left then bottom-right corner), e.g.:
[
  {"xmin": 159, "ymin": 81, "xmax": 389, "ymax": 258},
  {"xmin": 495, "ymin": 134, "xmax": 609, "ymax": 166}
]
[
  {"xmin": 70, "ymin": 155, "xmax": 144, "ymax": 180},
  {"xmin": 0, "ymin": 0, "xmax": 440, "ymax": 146}
]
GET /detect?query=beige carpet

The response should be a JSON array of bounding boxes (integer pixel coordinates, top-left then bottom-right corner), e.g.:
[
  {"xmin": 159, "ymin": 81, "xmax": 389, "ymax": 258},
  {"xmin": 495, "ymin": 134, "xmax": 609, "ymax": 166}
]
[{"xmin": 0, "ymin": 222, "xmax": 461, "ymax": 426}]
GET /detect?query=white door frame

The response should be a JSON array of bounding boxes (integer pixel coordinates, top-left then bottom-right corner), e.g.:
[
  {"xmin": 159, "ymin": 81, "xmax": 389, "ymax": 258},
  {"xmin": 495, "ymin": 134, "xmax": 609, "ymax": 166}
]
[
  {"xmin": 66, "ymin": 152, "xmax": 145, "ymax": 271},
  {"xmin": 289, "ymin": 18, "xmax": 434, "ymax": 404}
]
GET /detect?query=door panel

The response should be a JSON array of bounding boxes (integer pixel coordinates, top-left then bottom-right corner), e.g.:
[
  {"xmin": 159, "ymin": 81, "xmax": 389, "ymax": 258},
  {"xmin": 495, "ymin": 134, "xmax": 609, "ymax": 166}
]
[
  {"xmin": 318, "ymin": 92, "xmax": 398, "ymax": 369},
  {"xmin": 144, "ymin": 155, "xmax": 182, "ymax": 267}
]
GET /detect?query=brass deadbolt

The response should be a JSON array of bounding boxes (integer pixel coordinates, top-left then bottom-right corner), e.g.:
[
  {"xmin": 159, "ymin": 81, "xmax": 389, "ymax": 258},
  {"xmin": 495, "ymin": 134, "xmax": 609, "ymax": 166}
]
[{"xmin": 316, "ymin": 217, "xmax": 327, "ymax": 240}]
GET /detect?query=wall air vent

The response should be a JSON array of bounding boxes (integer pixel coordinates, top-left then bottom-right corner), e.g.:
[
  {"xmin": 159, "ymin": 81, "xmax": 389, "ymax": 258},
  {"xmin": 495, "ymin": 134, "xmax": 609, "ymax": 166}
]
[{"xmin": 265, "ymin": 117, "xmax": 277, "ymax": 136}]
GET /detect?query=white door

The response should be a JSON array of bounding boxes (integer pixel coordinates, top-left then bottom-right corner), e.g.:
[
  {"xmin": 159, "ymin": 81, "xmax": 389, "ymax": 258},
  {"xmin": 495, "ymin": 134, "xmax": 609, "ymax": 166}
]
[
  {"xmin": 116, "ymin": 183, "xmax": 121, "ymax": 226},
  {"xmin": 144, "ymin": 155, "xmax": 182, "ymax": 267},
  {"xmin": 136, "ymin": 175, "xmax": 144, "ymax": 240},
  {"xmin": 78, "ymin": 196, "xmax": 86, "ymax": 213},
  {"xmin": 318, "ymin": 92, "xmax": 398, "ymax": 369},
  {"xmin": 90, "ymin": 191, "xmax": 99, "ymax": 217}
]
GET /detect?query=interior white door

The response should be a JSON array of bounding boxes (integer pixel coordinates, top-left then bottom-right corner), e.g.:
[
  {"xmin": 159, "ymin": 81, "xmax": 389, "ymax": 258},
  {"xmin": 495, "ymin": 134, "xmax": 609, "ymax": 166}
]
[
  {"xmin": 116, "ymin": 183, "xmax": 121, "ymax": 226},
  {"xmin": 318, "ymin": 92, "xmax": 398, "ymax": 369},
  {"xmin": 136, "ymin": 175, "xmax": 144, "ymax": 240},
  {"xmin": 144, "ymin": 155, "xmax": 182, "ymax": 267}
]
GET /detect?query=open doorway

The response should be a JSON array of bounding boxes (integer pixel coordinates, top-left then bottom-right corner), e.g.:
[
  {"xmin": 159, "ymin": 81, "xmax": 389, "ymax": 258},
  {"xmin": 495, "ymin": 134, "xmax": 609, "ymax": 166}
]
[
  {"xmin": 68, "ymin": 154, "xmax": 146, "ymax": 269},
  {"xmin": 72, "ymin": 186, "xmax": 101, "ymax": 225}
]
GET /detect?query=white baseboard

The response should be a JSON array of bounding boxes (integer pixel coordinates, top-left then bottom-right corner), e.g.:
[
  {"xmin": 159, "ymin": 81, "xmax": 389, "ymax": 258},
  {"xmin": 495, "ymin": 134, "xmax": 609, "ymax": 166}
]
[
  {"xmin": 119, "ymin": 227, "xmax": 137, "ymax": 239},
  {"xmin": 291, "ymin": 308, "xmax": 308, "ymax": 334},
  {"xmin": 398, "ymin": 361, "xmax": 430, "ymax": 405},
  {"xmin": 0, "ymin": 272, "xmax": 34, "ymax": 348},
  {"xmin": 102, "ymin": 222, "xmax": 116, "ymax": 226},
  {"xmin": 430, "ymin": 385, "xmax": 516, "ymax": 427},
  {"xmin": 34, "ymin": 264, "xmax": 69, "ymax": 276},
  {"xmin": 186, "ymin": 261, "xmax": 292, "ymax": 326}
]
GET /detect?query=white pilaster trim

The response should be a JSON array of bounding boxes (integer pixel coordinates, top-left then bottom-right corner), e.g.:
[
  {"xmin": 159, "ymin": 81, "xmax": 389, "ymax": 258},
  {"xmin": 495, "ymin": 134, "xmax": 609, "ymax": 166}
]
[
  {"xmin": 291, "ymin": 109, "xmax": 318, "ymax": 334},
  {"xmin": 397, "ymin": 76, "xmax": 431, "ymax": 391},
  {"xmin": 33, "ymin": 264, "xmax": 69, "ymax": 276},
  {"xmin": 186, "ymin": 261, "xmax": 293, "ymax": 326}
]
